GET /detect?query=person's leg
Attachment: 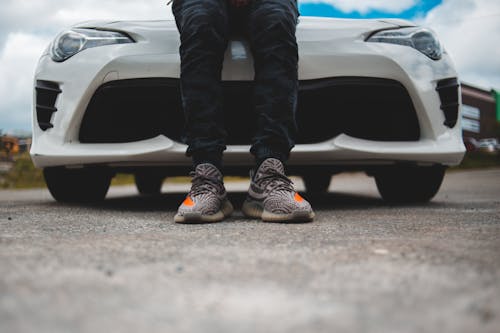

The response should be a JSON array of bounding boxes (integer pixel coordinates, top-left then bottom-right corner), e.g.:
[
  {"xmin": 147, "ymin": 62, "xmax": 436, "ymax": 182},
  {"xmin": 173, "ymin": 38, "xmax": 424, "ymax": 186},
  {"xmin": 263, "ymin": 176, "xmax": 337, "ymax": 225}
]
[
  {"xmin": 242, "ymin": 0, "xmax": 314, "ymax": 222},
  {"xmin": 172, "ymin": 0, "xmax": 233, "ymax": 223},
  {"xmin": 172, "ymin": 0, "xmax": 229, "ymax": 169},
  {"xmin": 246, "ymin": 0, "xmax": 299, "ymax": 166}
]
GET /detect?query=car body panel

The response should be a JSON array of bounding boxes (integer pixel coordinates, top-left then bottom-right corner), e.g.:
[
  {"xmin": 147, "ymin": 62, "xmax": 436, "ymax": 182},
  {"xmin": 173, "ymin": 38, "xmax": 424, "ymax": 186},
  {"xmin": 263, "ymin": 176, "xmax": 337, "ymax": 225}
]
[{"xmin": 31, "ymin": 17, "xmax": 465, "ymax": 169}]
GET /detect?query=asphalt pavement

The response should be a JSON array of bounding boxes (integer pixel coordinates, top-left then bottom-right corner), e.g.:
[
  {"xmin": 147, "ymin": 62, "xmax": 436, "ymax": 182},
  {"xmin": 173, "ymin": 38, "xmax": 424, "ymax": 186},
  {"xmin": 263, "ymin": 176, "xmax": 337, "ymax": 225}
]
[{"xmin": 1, "ymin": 168, "xmax": 499, "ymax": 333}]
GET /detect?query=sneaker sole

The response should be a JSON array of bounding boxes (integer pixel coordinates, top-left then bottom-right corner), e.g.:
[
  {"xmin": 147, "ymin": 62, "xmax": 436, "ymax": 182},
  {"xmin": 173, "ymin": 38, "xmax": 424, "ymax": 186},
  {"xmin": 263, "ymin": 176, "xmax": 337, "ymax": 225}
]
[
  {"xmin": 242, "ymin": 199, "xmax": 315, "ymax": 223},
  {"xmin": 174, "ymin": 200, "xmax": 234, "ymax": 224}
]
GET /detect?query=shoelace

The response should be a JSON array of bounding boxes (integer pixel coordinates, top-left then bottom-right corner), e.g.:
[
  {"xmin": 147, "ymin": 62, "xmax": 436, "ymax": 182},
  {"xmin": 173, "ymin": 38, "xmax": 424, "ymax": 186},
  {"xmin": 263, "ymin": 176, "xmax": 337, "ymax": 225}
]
[
  {"xmin": 255, "ymin": 170, "xmax": 294, "ymax": 193},
  {"xmin": 189, "ymin": 171, "xmax": 223, "ymax": 197}
]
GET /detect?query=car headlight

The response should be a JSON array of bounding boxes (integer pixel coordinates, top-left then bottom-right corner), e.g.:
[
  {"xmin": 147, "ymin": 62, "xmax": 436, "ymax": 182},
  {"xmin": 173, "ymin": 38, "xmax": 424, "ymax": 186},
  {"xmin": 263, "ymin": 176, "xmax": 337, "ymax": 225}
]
[
  {"xmin": 50, "ymin": 28, "xmax": 134, "ymax": 62},
  {"xmin": 367, "ymin": 27, "xmax": 443, "ymax": 60}
]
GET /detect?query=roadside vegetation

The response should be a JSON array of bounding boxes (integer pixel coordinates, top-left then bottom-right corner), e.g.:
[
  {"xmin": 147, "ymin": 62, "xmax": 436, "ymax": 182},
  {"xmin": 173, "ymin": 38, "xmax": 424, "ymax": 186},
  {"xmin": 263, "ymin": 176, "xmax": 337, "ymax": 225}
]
[
  {"xmin": 0, "ymin": 153, "xmax": 45, "ymax": 188},
  {"xmin": 450, "ymin": 151, "xmax": 500, "ymax": 170},
  {"xmin": 0, "ymin": 152, "xmax": 134, "ymax": 189},
  {"xmin": 1, "ymin": 151, "xmax": 499, "ymax": 189}
]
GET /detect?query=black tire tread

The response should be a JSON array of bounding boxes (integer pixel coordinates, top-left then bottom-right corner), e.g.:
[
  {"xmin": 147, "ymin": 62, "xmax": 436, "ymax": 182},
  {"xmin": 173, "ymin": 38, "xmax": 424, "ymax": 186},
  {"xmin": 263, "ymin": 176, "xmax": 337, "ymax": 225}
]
[
  {"xmin": 375, "ymin": 165, "xmax": 446, "ymax": 203},
  {"xmin": 134, "ymin": 173, "xmax": 164, "ymax": 195},
  {"xmin": 43, "ymin": 167, "xmax": 112, "ymax": 203},
  {"xmin": 303, "ymin": 173, "xmax": 331, "ymax": 195}
]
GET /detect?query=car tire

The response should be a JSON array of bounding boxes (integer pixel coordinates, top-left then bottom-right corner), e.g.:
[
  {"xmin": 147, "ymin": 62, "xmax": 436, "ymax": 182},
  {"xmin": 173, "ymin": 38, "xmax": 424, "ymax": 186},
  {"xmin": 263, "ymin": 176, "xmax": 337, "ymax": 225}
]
[
  {"xmin": 134, "ymin": 172, "xmax": 164, "ymax": 195},
  {"xmin": 303, "ymin": 173, "xmax": 331, "ymax": 195},
  {"xmin": 43, "ymin": 167, "xmax": 112, "ymax": 203},
  {"xmin": 374, "ymin": 165, "xmax": 446, "ymax": 203}
]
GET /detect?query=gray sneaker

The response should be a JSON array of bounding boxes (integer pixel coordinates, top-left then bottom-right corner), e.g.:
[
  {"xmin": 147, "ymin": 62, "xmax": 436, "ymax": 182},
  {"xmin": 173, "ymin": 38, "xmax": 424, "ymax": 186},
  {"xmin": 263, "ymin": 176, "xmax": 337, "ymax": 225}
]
[
  {"xmin": 242, "ymin": 158, "xmax": 315, "ymax": 222},
  {"xmin": 174, "ymin": 163, "xmax": 233, "ymax": 223}
]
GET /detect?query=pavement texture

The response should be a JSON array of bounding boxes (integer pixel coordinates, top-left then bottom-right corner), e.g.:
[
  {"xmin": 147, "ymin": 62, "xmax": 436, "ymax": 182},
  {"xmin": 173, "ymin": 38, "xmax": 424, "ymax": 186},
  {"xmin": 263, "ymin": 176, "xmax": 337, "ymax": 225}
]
[{"xmin": 0, "ymin": 168, "xmax": 499, "ymax": 333}]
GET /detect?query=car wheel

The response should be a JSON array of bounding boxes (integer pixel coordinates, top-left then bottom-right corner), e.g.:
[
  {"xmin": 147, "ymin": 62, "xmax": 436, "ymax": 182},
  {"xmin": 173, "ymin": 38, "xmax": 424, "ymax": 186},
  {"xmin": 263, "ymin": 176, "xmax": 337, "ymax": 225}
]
[
  {"xmin": 303, "ymin": 173, "xmax": 331, "ymax": 195},
  {"xmin": 134, "ymin": 172, "xmax": 164, "ymax": 195},
  {"xmin": 43, "ymin": 167, "xmax": 112, "ymax": 203},
  {"xmin": 374, "ymin": 165, "xmax": 446, "ymax": 203}
]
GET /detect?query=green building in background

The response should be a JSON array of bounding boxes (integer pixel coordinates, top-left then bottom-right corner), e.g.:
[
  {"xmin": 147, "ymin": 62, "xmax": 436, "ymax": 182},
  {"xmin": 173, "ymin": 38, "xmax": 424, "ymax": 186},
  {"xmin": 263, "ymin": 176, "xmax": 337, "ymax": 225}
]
[{"xmin": 493, "ymin": 90, "xmax": 500, "ymax": 123}]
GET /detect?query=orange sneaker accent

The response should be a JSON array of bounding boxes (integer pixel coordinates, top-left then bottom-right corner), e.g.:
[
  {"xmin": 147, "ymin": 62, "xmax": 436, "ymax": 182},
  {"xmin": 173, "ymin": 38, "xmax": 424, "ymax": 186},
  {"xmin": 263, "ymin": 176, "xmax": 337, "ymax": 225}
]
[
  {"xmin": 294, "ymin": 193, "xmax": 304, "ymax": 202},
  {"xmin": 183, "ymin": 196, "xmax": 195, "ymax": 207}
]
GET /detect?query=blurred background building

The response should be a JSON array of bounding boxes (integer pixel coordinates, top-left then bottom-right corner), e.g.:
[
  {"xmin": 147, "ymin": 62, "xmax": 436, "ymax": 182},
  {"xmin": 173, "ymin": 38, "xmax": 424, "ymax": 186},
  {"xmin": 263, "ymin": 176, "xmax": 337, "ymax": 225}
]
[{"xmin": 461, "ymin": 83, "xmax": 499, "ymax": 139}]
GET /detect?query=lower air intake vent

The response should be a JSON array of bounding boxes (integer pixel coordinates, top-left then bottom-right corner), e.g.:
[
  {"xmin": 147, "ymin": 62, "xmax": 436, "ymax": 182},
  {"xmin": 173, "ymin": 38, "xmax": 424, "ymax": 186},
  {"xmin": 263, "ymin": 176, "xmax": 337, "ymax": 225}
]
[
  {"xmin": 79, "ymin": 77, "xmax": 420, "ymax": 144},
  {"xmin": 35, "ymin": 80, "xmax": 61, "ymax": 131}
]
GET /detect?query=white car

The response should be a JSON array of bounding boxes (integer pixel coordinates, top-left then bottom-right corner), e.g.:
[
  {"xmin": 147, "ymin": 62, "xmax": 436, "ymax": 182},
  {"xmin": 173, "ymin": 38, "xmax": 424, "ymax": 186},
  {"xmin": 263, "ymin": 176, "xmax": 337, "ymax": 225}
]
[
  {"xmin": 478, "ymin": 138, "xmax": 498, "ymax": 153},
  {"xmin": 31, "ymin": 16, "xmax": 465, "ymax": 203}
]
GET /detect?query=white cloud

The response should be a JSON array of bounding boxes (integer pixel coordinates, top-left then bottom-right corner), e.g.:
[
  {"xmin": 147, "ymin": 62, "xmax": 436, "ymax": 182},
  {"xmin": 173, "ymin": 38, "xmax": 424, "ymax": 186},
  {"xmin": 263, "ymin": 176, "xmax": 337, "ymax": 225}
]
[
  {"xmin": 299, "ymin": 0, "xmax": 418, "ymax": 14},
  {"xmin": 0, "ymin": 0, "xmax": 174, "ymax": 131},
  {"xmin": 420, "ymin": 0, "xmax": 500, "ymax": 90},
  {"xmin": 0, "ymin": 33, "xmax": 51, "ymax": 131},
  {"xmin": 0, "ymin": 1, "xmax": 173, "ymax": 50}
]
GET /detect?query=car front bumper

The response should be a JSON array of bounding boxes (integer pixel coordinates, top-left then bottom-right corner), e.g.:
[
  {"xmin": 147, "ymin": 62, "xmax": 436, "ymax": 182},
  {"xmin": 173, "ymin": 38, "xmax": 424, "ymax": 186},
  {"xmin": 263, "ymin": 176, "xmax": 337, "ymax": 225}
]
[{"xmin": 31, "ymin": 23, "xmax": 465, "ymax": 169}]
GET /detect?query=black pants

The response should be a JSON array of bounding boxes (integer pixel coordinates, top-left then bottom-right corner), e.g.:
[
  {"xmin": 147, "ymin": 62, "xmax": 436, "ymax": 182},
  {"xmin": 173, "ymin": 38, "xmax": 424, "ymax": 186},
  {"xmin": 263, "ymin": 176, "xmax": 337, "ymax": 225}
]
[{"xmin": 172, "ymin": 0, "xmax": 299, "ymax": 168}]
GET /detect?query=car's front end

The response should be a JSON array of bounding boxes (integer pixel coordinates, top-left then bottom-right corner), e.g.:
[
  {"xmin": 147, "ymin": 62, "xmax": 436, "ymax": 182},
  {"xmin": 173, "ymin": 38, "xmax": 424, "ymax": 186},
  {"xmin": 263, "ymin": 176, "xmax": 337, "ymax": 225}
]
[{"xmin": 31, "ymin": 17, "xmax": 465, "ymax": 202}]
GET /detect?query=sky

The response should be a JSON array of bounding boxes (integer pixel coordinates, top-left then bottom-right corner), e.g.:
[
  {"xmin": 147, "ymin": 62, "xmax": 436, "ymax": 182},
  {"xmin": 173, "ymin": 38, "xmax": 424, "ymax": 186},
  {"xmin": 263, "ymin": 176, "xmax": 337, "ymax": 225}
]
[{"xmin": 1, "ymin": 0, "xmax": 499, "ymax": 133}]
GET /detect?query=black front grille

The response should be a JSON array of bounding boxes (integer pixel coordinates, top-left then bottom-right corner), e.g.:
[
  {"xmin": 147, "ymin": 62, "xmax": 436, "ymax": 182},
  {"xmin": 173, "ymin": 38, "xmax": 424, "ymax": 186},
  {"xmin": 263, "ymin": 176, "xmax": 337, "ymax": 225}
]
[
  {"xmin": 79, "ymin": 77, "xmax": 420, "ymax": 144},
  {"xmin": 436, "ymin": 78, "xmax": 460, "ymax": 128},
  {"xmin": 297, "ymin": 78, "xmax": 420, "ymax": 142},
  {"xmin": 35, "ymin": 80, "xmax": 61, "ymax": 131}
]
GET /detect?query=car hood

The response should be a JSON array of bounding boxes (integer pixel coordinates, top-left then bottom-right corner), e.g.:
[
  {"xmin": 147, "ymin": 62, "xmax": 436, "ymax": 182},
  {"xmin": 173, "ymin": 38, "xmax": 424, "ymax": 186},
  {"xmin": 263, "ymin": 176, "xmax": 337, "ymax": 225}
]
[
  {"xmin": 72, "ymin": 17, "xmax": 417, "ymax": 80},
  {"xmin": 75, "ymin": 16, "xmax": 415, "ymax": 42}
]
